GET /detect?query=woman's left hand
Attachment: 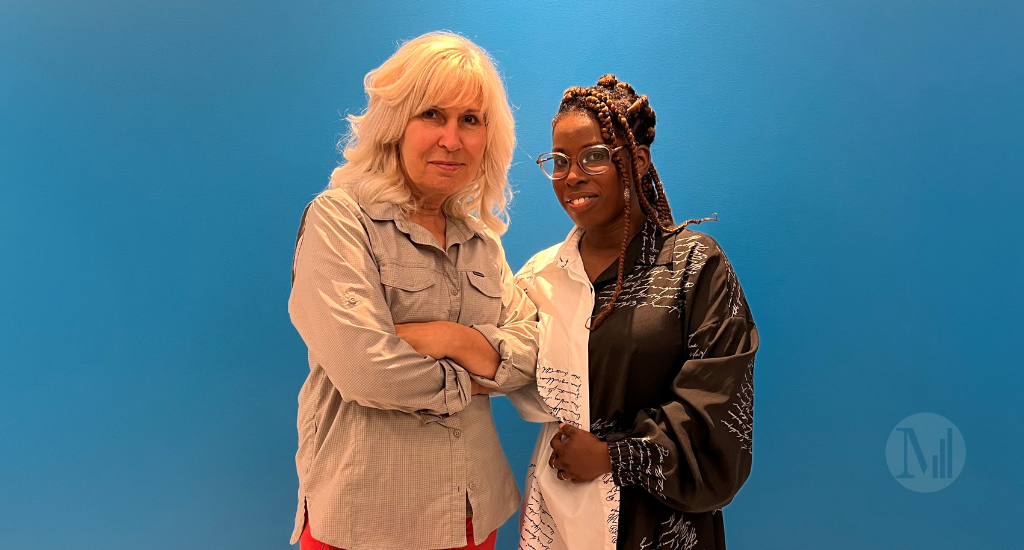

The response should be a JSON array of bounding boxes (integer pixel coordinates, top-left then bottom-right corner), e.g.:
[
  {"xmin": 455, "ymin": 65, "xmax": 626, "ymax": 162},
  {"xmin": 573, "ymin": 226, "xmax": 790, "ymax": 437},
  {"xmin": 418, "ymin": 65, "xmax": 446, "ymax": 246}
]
[{"xmin": 549, "ymin": 423, "xmax": 612, "ymax": 483}]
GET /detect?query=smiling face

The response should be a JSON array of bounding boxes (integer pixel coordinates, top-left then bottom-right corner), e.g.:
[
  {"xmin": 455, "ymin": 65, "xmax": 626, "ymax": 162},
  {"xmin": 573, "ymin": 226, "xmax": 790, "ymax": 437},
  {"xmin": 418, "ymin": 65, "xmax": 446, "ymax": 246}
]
[
  {"xmin": 551, "ymin": 112, "xmax": 646, "ymax": 231},
  {"xmin": 399, "ymin": 100, "xmax": 487, "ymax": 207}
]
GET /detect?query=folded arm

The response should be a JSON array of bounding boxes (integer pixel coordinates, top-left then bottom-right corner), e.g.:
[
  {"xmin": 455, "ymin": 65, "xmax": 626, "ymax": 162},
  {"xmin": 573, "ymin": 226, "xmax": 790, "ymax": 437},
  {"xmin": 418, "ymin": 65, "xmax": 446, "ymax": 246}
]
[
  {"xmin": 396, "ymin": 239, "xmax": 539, "ymax": 395},
  {"xmin": 289, "ymin": 194, "xmax": 473, "ymax": 417}
]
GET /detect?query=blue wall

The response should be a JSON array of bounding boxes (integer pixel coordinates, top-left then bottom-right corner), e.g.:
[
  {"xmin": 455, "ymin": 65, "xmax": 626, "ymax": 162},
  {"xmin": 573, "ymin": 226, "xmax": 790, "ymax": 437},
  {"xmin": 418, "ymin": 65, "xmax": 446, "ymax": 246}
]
[{"xmin": 2, "ymin": 1, "xmax": 1022, "ymax": 548}]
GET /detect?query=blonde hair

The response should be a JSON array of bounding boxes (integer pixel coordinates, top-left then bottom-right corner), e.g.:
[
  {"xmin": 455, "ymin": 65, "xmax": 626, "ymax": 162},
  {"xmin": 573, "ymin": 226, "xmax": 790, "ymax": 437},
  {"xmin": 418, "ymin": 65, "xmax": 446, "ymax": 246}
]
[{"xmin": 329, "ymin": 31, "xmax": 515, "ymax": 234}]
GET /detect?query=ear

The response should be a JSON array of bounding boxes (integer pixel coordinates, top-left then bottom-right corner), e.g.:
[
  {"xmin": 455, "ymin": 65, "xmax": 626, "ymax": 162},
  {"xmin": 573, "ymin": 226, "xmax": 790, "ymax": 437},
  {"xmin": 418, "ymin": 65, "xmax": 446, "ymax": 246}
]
[{"xmin": 634, "ymin": 145, "xmax": 652, "ymax": 177}]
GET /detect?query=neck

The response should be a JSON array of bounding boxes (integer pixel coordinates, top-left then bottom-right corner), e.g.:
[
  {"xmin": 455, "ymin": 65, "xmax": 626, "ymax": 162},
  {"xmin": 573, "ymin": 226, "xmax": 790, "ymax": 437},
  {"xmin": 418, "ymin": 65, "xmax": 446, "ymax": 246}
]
[
  {"xmin": 407, "ymin": 189, "xmax": 447, "ymax": 228},
  {"xmin": 414, "ymin": 192, "xmax": 446, "ymax": 217},
  {"xmin": 411, "ymin": 203, "xmax": 444, "ymax": 220},
  {"xmin": 407, "ymin": 202, "xmax": 448, "ymax": 250},
  {"xmin": 582, "ymin": 209, "xmax": 646, "ymax": 256}
]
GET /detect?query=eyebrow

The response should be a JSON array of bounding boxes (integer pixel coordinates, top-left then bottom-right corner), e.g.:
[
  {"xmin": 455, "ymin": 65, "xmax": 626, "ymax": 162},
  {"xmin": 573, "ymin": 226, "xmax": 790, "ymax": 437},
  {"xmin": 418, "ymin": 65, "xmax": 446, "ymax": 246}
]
[
  {"xmin": 553, "ymin": 140, "xmax": 604, "ymax": 153},
  {"xmin": 432, "ymin": 105, "xmax": 482, "ymax": 114}
]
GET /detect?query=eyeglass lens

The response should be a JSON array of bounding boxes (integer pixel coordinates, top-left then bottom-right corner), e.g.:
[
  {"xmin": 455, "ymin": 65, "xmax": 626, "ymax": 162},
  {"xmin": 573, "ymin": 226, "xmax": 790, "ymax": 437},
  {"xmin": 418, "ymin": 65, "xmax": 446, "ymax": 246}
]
[{"xmin": 538, "ymin": 146, "xmax": 615, "ymax": 179}]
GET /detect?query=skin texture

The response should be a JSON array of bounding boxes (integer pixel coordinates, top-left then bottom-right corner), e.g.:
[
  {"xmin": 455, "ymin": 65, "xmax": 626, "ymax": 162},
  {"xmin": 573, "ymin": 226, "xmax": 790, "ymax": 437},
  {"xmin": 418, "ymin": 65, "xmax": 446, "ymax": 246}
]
[
  {"xmin": 546, "ymin": 113, "xmax": 651, "ymax": 482},
  {"xmin": 550, "ymin": 113, "xmax": 650, "ymax": 282},
  {"xmin": 393, "ymin": 100, "xmax": 496, "ymax": 393}
]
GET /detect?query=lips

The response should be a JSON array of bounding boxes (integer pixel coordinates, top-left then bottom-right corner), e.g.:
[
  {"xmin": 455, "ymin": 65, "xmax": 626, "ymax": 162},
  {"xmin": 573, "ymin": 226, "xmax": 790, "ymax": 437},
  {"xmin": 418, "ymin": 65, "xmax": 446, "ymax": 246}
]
[
  {"xmin": 564, "ymin": 194, "xmax": 598, "ymax": 211},
  {"xmin": 429, "ymin": 161, "xmax": 464, "ymax": 172}
]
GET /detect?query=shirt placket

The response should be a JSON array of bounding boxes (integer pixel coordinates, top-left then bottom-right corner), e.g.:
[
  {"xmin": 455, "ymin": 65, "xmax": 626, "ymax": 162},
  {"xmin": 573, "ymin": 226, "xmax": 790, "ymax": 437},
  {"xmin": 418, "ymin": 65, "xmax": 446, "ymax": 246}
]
[
  {"xmin": 449, "ymin": 416, "xmax": 468, "ymax": 530},
  {"xmin": 443, "ymin": 261, "xmax": 460, "ymax": 322},
  {"xmin": 438, "ymin": 246, "xmax": 468, "ymax": 525}
]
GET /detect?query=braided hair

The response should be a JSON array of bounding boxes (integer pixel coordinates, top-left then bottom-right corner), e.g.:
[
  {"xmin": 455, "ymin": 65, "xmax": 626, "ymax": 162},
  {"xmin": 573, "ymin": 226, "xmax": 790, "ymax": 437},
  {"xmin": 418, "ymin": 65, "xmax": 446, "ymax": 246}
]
[{"xmin": 555, "ymin": 74, "xmax": 710, "ymax": 329}]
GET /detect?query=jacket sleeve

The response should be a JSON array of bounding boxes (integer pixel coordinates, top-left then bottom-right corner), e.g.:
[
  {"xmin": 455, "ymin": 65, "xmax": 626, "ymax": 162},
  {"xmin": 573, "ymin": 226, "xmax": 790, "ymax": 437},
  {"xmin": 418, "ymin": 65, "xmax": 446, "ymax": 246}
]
[
  {"xmin": 606, "ymin": 237, "xmax": 758, "ymax": 512},
  {"xmin": 468, "ymin": 238, "xmax": 539, "ymax": 394},
  {"xmin": 288, "ymin": 194, "xmax": 472, "ymax": 418}
]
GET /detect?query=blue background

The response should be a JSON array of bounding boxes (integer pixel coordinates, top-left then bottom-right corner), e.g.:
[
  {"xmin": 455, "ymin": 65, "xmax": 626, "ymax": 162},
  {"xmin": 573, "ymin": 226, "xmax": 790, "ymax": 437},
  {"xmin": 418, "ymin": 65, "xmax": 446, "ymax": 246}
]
[{"xmin": 2, "ymin": 1, "xmax": 1022, "ymax": 548}]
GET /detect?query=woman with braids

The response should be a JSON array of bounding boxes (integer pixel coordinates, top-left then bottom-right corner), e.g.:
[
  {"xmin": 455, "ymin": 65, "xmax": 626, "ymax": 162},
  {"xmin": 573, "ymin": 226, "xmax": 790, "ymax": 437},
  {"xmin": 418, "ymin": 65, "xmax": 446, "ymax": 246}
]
[{"xmin": 509, "ymin": 75, "xmax": 759, "ymax": 550}]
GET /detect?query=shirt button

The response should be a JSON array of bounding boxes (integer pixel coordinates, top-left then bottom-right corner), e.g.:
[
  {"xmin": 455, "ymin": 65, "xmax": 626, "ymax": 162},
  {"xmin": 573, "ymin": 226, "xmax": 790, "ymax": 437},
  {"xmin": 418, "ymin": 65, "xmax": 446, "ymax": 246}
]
[
  {"xmin": 347, "ymin": 296, "xmax": 358, "ymax": 304},
  {"xmin": 451, "ymin": 286, "xmax": 459, "ymax": 295},
  {"xmin": 469, "ymin": 482, "xmax": 477, "ymax": 491},
  {"xmin": 453, "ymin": 429, "xmax": 462, "ymax": 438}
]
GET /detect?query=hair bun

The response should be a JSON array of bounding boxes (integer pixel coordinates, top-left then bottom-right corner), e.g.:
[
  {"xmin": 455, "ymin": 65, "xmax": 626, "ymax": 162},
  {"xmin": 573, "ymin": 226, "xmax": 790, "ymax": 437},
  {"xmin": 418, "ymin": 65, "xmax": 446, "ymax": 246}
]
[{"xmin": 597, "ymin": 74, "xmax": 619, "ymax": 88}]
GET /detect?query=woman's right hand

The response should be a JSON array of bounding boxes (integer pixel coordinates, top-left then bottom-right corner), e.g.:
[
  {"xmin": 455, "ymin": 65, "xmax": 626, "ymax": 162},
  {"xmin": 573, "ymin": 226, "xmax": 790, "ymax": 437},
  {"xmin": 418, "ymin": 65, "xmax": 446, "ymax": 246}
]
[{"xmin": 470, "ymin": 380, "xmax": 491, "ymax": 396}]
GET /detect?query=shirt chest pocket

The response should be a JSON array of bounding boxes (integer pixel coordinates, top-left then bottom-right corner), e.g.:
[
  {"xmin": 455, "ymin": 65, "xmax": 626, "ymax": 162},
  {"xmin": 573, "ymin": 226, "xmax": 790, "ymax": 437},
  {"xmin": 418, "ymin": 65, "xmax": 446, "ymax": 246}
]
[
  {"xmin": 459, "ymin": 269, "xmax": 503, "ymax": 326},
  {"xmin": 379, "ymin": 264, "xmax": 444, "ymax": 324}
]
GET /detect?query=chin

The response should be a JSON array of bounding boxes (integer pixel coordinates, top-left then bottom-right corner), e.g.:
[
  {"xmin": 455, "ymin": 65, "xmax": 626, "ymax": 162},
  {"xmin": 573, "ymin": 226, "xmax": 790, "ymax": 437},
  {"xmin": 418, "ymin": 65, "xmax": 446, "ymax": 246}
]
[
  {"xmin": 563, "ymin": 204, "xmax": 612, "ymax": 230},
  {"xmin": 563, "ymin": 210, "xmax": 596, "ymax": 230}
]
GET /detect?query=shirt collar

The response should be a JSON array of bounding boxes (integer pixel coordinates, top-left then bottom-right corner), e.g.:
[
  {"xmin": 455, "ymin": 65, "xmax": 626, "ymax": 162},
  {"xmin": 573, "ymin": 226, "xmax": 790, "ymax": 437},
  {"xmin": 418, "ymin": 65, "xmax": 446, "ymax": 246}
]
[
  {"xmin": 360, "ymin": 198, "xmax": 480, "ymax": 249},
  {"xmin": 554, "ymin": 226, "xmax": 585, "ymax": 270},
  {"xmin": 535, "ymin": 219, "xmax": 665, "ymax": 284}
]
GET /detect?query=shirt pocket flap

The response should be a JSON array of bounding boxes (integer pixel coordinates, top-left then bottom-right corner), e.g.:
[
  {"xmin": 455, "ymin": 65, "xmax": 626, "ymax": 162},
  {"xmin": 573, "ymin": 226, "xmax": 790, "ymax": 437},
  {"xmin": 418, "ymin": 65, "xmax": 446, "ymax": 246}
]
[
  {"xmin": 379, "ymin": 264, "xmax": 436, "ymax": 292},
  {"xmin": 466, "ymin": 270, "xmax": 502, "ymax": 298}
]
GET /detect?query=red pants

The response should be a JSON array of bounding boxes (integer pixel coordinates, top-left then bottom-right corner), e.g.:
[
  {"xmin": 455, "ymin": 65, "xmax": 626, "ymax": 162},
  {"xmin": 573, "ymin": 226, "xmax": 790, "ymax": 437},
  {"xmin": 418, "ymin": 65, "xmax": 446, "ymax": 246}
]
[{"xmin": 299, "ymin": 515, "xmax": 496, "ymax": 550}]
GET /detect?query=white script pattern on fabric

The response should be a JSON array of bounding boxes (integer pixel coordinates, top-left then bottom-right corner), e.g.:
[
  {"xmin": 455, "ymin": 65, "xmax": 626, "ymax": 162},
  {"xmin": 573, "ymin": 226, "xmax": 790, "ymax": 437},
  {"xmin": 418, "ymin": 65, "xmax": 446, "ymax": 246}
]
[{"xmin": 508, "ymin": 227, "xmax": 620, "ymax": 550}]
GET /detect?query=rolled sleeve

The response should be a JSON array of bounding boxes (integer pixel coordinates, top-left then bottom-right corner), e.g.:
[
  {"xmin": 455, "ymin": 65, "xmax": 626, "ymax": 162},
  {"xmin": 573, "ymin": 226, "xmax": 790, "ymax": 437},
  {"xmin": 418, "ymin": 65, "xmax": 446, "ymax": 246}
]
[
  {"xmin": 415, "ymin": 359, "xmax": 474, "ymax": 424},
  {"xmin": 467, "ymin": 249, "xmax": 538, "ymax": 392},
  {"xmin": 441, "ymin": 359, "xmax": 473, "ymax": 413},
  {"xmin": 467, "ymin": 323, "xmax": 515, "ymax": 388}
]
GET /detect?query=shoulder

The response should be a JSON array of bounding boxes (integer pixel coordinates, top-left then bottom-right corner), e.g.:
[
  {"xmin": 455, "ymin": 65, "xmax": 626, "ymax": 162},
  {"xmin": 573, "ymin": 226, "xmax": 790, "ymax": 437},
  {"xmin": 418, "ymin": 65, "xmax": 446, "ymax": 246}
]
[
  {"xmin": 665, "ymin": 228, "xmax": 730, "ymax": 272},
  {"xmin": 670, "ymin": 228, "xmax": 753, "ymax": 322},
  {"xmin": 307, "ymin": 187, "xmax": 363, "ymax": 221},
  {"xmin": 295, "ymin": 187, "xmax": 373, "ymax": 250}
]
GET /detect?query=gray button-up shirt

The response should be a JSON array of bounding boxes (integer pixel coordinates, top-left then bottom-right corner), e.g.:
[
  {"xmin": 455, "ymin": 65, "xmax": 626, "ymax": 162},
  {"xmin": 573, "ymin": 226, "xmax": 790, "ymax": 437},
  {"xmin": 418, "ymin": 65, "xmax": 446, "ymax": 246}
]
[{"xmin": 288, "ymin": 188, "xmax": 538, "ymax": 550}]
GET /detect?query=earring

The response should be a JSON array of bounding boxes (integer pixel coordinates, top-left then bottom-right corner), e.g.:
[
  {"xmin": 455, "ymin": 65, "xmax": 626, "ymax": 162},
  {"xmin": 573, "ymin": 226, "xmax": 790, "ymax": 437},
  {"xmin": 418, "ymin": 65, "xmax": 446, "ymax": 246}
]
[{"xmin": 623, "ymin": 186, "xmax": 631, "ymax": 202}]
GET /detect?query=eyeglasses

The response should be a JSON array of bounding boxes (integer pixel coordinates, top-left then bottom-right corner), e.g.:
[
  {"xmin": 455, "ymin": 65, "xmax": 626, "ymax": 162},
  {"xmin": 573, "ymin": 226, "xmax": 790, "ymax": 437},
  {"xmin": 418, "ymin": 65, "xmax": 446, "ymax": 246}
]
[{"xmin": 536, "ymin": 144, "xmax": 624, "ymax": 180}]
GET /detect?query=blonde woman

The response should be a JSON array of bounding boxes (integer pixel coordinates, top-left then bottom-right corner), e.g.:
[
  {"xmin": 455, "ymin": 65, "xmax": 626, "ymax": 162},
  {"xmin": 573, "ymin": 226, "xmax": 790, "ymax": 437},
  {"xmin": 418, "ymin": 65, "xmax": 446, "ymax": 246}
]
[{"xmin": 288, "ymin": 32, "xmax": 537, "ymax": 550}]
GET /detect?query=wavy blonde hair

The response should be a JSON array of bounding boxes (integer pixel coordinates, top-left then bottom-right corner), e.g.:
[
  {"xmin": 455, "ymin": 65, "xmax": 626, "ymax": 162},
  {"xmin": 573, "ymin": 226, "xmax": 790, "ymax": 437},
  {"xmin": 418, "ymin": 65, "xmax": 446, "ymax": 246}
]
[{"xmin": 329, "ymin": 31, "xmax": 515, "ymax": 234}]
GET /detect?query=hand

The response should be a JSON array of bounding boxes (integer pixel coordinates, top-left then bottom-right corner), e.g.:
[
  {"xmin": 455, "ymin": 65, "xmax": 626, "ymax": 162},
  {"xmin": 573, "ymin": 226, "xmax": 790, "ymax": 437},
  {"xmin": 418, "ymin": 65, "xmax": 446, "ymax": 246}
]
[
  {"xmin": 394, "ymin": 322, "xmax": 451, "ymax": 359},
  {"xmin": 470, "ymin": 380, "xmax": 490, "ymax": 396},
  {"xmin": 548, "ymin": 423, "xmax": 612, "ymax": 483}
]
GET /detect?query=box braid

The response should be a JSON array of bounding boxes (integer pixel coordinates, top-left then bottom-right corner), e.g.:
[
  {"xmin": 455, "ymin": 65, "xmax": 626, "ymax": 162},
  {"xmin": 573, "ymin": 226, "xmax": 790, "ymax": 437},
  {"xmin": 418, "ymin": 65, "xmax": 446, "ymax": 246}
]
[{"xmin": 555, "ymin": 74, "xmax": 714, "ymax": 329}]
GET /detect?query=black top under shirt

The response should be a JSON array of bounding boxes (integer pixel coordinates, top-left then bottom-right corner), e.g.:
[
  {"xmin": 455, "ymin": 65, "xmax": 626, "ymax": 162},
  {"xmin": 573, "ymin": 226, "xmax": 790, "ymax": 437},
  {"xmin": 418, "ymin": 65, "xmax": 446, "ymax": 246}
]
[{"xmin": 586, "ymin": 219, "xmax": 759, "ymax": 550}]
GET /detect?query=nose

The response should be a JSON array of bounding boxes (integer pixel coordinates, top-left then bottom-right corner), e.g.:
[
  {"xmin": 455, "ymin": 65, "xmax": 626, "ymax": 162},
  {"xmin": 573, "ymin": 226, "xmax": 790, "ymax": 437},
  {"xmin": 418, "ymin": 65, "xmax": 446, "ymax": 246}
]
[
  {"xmin": 438, "ymin": 117, "xmax": 462, "ymax": 151},
  {"xmin": 564, "ymin": 157, "xmax": 588, "ymax": 187}
]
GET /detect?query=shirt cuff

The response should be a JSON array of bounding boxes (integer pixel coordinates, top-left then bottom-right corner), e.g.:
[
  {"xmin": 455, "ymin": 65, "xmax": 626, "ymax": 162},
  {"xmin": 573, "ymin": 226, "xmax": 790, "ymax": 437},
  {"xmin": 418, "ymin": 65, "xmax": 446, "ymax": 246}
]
[
  {"xmin": 608, "ymin": 437, "xmax": 670, "ymax": 499},
  {"xmin": 468, "ymin": 324, "xmax": 513, "ymax": 389},
  {"xmin": 421, "ymin": 359, "xmax": 472, "ymax": 424}
]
